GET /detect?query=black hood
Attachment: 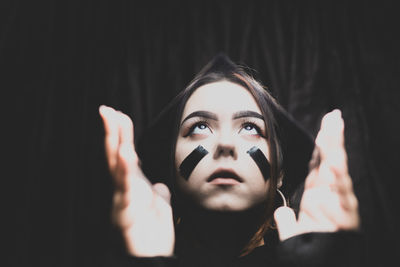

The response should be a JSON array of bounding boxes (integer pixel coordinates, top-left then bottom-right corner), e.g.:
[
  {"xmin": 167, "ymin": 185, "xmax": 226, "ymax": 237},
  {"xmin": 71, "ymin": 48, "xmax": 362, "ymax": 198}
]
[{"xmin": 136, "ymin": 53, "xmax": 314, "ymax": 200}]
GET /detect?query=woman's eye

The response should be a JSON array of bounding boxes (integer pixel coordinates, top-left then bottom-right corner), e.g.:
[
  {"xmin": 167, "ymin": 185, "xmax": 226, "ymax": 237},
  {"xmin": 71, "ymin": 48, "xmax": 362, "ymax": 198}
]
[
  {"xmin": 240, "ymin": 123, "xmax": 261, "ymax": 136},
  {"xmin": 189, "ymin": 123, "xmax": 212, "ymax": 135}
]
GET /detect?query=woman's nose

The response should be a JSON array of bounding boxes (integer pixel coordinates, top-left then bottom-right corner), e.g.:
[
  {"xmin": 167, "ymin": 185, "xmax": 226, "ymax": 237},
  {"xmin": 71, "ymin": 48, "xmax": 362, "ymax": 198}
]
[{"xmin": 213, "ymin": 130, "xmax": 237, "ymax": 159}]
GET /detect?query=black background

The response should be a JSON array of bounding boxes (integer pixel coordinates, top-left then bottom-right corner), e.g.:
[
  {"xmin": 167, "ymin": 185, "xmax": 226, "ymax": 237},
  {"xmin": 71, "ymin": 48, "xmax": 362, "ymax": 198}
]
[{"xmin": 3, "ymin": 1, "xmax": 399, "ymax": 266}]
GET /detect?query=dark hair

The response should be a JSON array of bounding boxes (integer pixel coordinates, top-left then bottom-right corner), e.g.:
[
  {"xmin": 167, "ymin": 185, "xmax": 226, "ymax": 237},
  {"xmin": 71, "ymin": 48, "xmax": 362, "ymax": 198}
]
[{"xmin": 169, "ymin": 65, "xmax": 284, "ymax": 255}]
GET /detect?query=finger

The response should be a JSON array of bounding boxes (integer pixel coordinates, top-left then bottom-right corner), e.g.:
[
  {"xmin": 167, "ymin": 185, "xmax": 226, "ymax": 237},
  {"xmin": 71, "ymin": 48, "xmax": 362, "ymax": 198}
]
[
  {"xmin": 317, "ymin": 188, "xmax": 360, "ymax": 230},
  {"xmin": 315, "ymin": 109, "xmax": 345, "ymax": 161},
  {"xmin": 326, "ymin": 148, "xmax": 349, "ymax": 178},
  {"xmin": 114, "ymin": 144, "xmax": 135, "ymax": 191},
  {"xmin": 99, "ymin": 105, "xmax": 120, "ymax": 172},
  {"xmin": 337, "ymin": 189, "xmax": 359, "ymax": 214},
  {"xmin": 274, "ymin": 206, "xmax": 298, "ymax": 241},
  {"xmin": 330, "ymin": 168, "xmax": 358, "ymax": 211},
  {"xmin": 153, "ymin": 183, "xmax": 172, "ymax": 204},
  {"xmin": 322, "ymin": 111, "xmax": 348, "ymax": 176},
  {"xmin": 319, "ymin": 114, "xmax": 352, "ymax": 195},
  {"xmin": 330, "ymin": 164, "xmax": 352, "ymax": 194},
  {"xmin": 117, "ymin": 111, "xmax": 135, "ymax": 149},
  {"xmin": 114, "ymin": 111, "xmax": 140, "ymax": 192},
  {"xmin": 314, "ymin": 109, "xmax": 349, "ymax": 187}
]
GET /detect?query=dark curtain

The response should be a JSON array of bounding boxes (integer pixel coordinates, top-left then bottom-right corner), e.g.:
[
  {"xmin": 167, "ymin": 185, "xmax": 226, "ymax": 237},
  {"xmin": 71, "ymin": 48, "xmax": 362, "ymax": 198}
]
[{"xmin": 3, "ymin": 1, "xmax": 399, "ymax": 266}]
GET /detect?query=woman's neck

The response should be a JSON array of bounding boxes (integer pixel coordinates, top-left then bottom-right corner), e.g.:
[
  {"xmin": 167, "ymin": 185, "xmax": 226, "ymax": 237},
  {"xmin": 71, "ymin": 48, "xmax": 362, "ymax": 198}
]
[{"xmin": 175, "ymin": 203, "xmax": 267, "ymax": 259}]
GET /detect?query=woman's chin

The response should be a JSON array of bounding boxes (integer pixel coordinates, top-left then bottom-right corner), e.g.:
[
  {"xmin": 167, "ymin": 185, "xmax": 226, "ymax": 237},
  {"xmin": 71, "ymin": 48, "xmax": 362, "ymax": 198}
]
[
  {"xmin": 201, "ymin": 198, "xmax": 252, "ymax": 213},
  {"xmin": 177, "ymin": 191, "xmax": 266, "ymax": 214}
]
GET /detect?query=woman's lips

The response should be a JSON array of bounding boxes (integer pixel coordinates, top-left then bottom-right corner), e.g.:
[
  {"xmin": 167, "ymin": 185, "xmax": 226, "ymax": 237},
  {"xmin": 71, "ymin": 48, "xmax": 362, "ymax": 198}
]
[
  {"xmin": 207, "ymin": 168, "xmax": 243, "ymax": 185},
  {"xmin": 209, "ymin": 178, "xmax": 241, "ymax": 185}
]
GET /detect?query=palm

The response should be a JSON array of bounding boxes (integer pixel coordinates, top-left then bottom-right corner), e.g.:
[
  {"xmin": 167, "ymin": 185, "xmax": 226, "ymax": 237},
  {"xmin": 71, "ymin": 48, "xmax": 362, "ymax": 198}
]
[
  {"xmin": 274, "ymin": 110, "xmax": 360, "ymax": 241},
  {"xmin": 99, "ymin": 105, "xmax": 174, "ymax": 256}
]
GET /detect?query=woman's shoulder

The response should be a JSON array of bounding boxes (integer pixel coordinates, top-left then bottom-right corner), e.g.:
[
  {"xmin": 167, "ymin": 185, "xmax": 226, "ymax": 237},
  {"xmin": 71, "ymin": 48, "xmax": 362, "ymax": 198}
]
[
  {"xmin": 120, "ymin": 231, "xmax": 364, "ymax": 267},
  {"xmin": 277, "ymin": 231, "xmax": 365, "ymax": 267}
]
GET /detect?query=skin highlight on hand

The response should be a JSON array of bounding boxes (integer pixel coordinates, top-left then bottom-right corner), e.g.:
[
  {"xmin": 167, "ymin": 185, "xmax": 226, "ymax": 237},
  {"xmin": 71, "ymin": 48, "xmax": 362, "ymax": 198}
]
[
  {"xmin": 274, "ymin": 109, "xmax": 360, "ymax": 241},
  {"xmin": 99, "ymin": 105, "xmax": 175, "ymax": 257}
]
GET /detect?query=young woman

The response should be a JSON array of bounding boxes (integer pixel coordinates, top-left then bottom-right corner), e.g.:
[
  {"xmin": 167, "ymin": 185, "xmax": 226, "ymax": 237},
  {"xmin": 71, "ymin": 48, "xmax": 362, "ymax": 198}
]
[{"xmin": 99, "ymin": 54, "xmax": 362, "ymax": 266}]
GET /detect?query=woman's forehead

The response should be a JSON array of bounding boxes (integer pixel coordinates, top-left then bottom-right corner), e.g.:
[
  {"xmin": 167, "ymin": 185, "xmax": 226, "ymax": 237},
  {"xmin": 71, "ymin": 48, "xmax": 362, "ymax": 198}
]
[{"xmin": 183, "ymin": 81, "xmax": 262, "ymax": 116}]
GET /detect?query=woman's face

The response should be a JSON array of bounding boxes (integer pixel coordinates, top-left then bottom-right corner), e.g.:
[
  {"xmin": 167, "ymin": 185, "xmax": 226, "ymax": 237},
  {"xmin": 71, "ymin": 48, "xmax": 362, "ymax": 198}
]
[{"xmin": 175, "ymin": 81, "xmax": 271, "ymax": 212}]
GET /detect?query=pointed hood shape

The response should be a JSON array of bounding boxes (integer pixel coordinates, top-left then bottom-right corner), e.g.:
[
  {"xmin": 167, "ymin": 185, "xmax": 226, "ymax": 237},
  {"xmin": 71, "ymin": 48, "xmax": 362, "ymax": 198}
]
[
  {"xmin": 197, "ymin": 52, "xmax": 239, "ymax": 74},
  {"xmin": 136, "ymin": 53, "xmax": 314, "ymax": 200}
]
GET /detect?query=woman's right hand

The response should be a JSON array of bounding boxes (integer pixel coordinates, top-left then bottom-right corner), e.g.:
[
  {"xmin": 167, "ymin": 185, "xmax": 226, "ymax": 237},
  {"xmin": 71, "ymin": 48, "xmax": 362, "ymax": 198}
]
[
  {"xmin": 274, "ymin": 110, "xmax": 360, "ymax": 241},
  {"xmin": 99, "ymin": 105, "xmax": 175, "ymax": 257}
]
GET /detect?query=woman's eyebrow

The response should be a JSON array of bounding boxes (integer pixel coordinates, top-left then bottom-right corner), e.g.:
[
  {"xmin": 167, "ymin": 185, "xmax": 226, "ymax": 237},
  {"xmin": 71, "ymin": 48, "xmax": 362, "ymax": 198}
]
[
  {"xmin": 181, "ymin": 110, "xmax": 218, "ymax": 125},
  {"xmin": 232, "ymin": 110, "xmax": 264, "ymax": 120}
]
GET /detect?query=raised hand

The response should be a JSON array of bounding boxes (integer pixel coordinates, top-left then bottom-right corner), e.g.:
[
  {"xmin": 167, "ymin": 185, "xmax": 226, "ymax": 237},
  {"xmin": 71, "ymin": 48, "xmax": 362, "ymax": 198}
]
[
  {"xmin": 274, "ymin": 109, "xmax": 360, "ymax": 241},
  {"xmin": 99, "ymin": 105, "xmax": 175, "ymax": 256}
]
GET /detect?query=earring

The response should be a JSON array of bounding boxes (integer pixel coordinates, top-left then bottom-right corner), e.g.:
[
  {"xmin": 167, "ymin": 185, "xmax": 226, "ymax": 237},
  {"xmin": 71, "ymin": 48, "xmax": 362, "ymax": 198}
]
[
  {"xmin": 277, "ymin": 188, "xmax": 287, "ymax": 207},
  {"xmin": 269, "ymin": 189, "xmax": 289, "ymax": 230}
]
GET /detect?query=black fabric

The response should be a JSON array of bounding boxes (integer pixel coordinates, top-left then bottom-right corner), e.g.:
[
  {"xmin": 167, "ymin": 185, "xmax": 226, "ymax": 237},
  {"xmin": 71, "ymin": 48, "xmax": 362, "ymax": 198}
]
[
  {"xmin": 276, "ymin": 232, "xmax": 364, "ymax": 267},
  {"xmin": 124, "ymin": 231, "xmax": 364, "ymax": 267},
  {"xmin": 3, "ymin": 1, "xmax": 398, "ymax": 267},
  {"xmin": 128, "ymin": 256, "xmax": 178, "ymax": 267}
]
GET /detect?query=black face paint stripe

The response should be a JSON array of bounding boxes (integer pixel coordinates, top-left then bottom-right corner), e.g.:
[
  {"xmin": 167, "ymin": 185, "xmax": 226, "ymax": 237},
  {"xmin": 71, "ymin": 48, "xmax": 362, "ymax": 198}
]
[
  {"xmin": 179, "ymin": 145, "xmax": 209, "ymax": 180},
  {"xmin": 247, "ymin": 146, "xmax": 271, "ymax": 181}
]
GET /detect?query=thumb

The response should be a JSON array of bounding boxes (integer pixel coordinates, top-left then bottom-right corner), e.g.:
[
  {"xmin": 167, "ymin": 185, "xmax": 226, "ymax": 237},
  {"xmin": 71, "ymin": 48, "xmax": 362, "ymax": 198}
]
[
  {"xmin": 153, "ymin": 183, "xmax": 172, "ymax": 204},
  {"xmin": 274, "ymin": 206, "xmax": 298, "ymax": 241}
]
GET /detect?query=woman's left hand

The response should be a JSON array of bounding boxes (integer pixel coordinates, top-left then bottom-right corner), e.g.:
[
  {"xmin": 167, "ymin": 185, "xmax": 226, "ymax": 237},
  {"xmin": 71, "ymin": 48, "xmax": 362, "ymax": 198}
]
[{"xmin": 274, "ymin": 109, "xmax": 360, "ymax": 241}]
